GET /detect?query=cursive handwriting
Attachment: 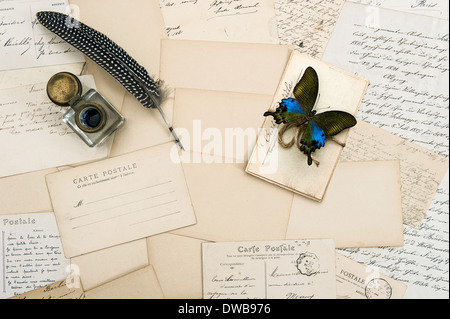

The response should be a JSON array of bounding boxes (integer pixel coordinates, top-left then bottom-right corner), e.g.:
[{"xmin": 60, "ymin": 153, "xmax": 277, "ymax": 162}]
[
  {"xmin": 275, "ymin": 0, "xmax": 346, "ymax": 57},
  {"xmin": 323, "ymin": 5, "xmax": 449, "ymax": 157},
  {"xmin": 159, "ymin": 0, "xmax": 277, "ymax": 43},
  {"xmin": 0, "ymin": 213, "xmax": 70, "ymax": 299},
  {"xmin": 202, "ymin": 240, "xmax": 336, "ymax": 299},
  {"xmin": 0, "ymin": 1, "xmax": 84, "ymax": 71},
  {"xmin": 350, "ymin": 0, "xmax": 448, "ymax": 18},
  {"xmin": 0, "ymin": 86, "xmax": 67, "ymax": 137},
  {"xmin": 323, "ymin": 3, "xmax": 449, "ymax": 298}
]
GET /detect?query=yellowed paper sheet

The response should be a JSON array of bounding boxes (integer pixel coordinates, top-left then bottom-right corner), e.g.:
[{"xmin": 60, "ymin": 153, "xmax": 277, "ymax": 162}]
[
  {"xmin": 0, "ymin": 168, "xmax": 56, "ymax": 215},
  {"xmin": 159, "ymin": 0, "xmax": 279, "ymax": 44},
  {"xmin": 46, "ymin": 142, "xmax": 196, "ymax": 258},
  {"xmin": 246, "ymin": 51, "xmax": 368, "ymax": 201},
  {"xmin": 341, "ymin": 120, "xmax": 449, "ymax": 228},
  {"xmin": 84, "ymin": 265, "xmax": 164, "ymax": 299},
  {"xmin": 173, "ymin": 158, "xmax": 293, "ymax": 242},
  {"xmin": 202, "ymin": 239, "xmax": 336, "ymax": 299},
  {"xmin": 160, "ymin": 39, "xmax": 293, "ymax": 96},
  {"xmin": 0, "ymin": 63, "xmax": 85, "ymax": 90},
  {"xmin": 10, "ymin": 280, "xmax": 85, "ymax": 299},
  {"xmin": 336, "ymin": 253, "xmax": 408, "ymax": 299},
  {"xmin": 172, "ymin": 88, "xmax": 273, "ymax": 163},
  {"xmin": 71, "ymin": 239, "xmax": 148, "ymax": 291},
  {"xmin": 158, "ymin": 89, "xmax": 293, "ymax": 243},
  {"xmin": 286, "ymin": 161, "xmax": 404, "ymax": 248},
  {"xmin": 147, "ymin": 234, "xmax": 206, "ymax": 299}
]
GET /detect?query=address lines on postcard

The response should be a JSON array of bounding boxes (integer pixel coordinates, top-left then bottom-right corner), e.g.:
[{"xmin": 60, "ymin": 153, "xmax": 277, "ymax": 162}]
[{"xmin": 69, "ymin": 181, "xmax": 182, "ymax": 230}]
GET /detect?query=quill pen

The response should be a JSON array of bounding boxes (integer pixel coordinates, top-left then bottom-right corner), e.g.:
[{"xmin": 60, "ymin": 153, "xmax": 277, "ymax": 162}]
[{"xmin": 36, "ymin": 11, "xmax": 184, "ymax": 150}]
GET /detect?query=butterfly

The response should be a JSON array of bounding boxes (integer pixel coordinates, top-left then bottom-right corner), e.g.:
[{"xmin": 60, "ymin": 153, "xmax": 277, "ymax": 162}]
[{"xmin": 264, "ymin": 67, "xmax": 357, "ymax": 166}]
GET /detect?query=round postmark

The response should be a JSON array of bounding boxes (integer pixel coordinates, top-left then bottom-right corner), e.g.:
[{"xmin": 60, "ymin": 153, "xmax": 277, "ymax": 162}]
[
  {"xmin": 296, "ymin": 252, "xmax": 320, "ymax": 276},
  {"xmin": 365, "ymin": 278, "xmax": 393, "ymax": 299}
]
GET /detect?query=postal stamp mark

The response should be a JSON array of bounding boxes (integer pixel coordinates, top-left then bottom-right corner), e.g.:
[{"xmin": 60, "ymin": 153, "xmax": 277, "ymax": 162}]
[{"xmin": 365, "ymin": 278, "xmax": 393, "ymax": 299}]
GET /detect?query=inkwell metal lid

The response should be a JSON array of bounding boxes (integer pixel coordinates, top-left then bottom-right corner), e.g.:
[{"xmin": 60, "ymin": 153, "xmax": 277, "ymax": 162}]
[{"xmin": 47, "ymin": 72, "xmax": 82, "ymax": 106}]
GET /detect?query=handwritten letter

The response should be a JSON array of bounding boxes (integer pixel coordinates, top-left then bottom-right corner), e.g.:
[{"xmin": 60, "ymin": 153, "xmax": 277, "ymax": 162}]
[
  {"xmin": 11, "ymin": 280, "xmax": 85, "ymax": 299},
  {"xmin": 0, "ymin": 75, "xmax": 109, "ymax": 178},
  {"xmin": 0, "ymin": 213, "xmax": 70, "ymax": 299},
  {"xmin": 274, "ymin": 0, "xmax": 346, "ymax": 57},
  {"xmin": 202, "ymin": 239, "xmax": 336, "ymax": 299},
  {"xmin": 350, "ymin": 0, "xmax": 449, "ymax": 19},
  {"xmin": 322, "ymin": 2, "xmax": 449, "ymax": 157},
  {"xmin": 0, "ymin": 0, "xmax": 84, "ymax": 71},
  {"xmin": 323, "ymin": 3, "xmax": 449, "ymax": 298},
  {"xmin": 159, "ymin": 0, "xmax": 278, "ymax": 43}
]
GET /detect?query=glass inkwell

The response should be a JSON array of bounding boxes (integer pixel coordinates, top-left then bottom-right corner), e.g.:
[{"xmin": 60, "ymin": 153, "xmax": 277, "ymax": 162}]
[{"xmin": 47, "ymin": 72, "xmax": 125, "ymax": 147}]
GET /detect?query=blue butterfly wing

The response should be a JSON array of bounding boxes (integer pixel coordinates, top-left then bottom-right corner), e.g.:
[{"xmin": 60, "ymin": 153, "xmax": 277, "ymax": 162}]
[
  {"xmin": 264, "ymin": 98, "xmax": 308, "ymax": 124},
  {"xmin": 299, "ymin": 121, "xmax": 326, "ymax": 166},
  {"xmin": 299, "ymin": 111, "xmax": 357, "ymax": 166},
  {"xmin": 264, "ymin": 67, "xmax": 318, "ymax": 124}
]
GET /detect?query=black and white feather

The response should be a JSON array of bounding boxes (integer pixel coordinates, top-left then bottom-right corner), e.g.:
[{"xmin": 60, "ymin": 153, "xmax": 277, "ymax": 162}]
[{"xmin": 37, "ymin": 11, "xmax": 162, "ymax": 109}]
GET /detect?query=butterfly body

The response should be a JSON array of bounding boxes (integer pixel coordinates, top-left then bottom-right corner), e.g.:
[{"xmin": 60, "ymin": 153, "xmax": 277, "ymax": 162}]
[{"xmin": 264, "ymin": 67, "xmax": 356, "ymax": 166}]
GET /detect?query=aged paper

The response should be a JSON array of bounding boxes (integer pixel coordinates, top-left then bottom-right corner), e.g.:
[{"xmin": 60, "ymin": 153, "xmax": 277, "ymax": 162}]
[
  {"xmin": 335, "ymin": 253, "xmax": 407, "ymax": 299},
  {"xmin": 322, "ymin": 2, "xmax": 449, "ymax": 298},
  {"xmin": 202, "ymin": 239, "xmax": 336, "ymax": 299},
  {"xmin": 275, "ymin": 0, "xmax": 345, "ymax": 58},
  {"xmin": 0, "ymin": 0, "xmax": 85, "ymax": 71},
  {"xmin": 0, "ymin": 75, "xmax": 110, "ymax": 178},
  {"xmin": 286, "ymin": 161, "xmax": 404, "ymax": 248},
  {"xmin": 341, "ymin": 120, "xmax": 449, "ymax": 228},
  {"xmin": 71, "ymin": 239, "xmax": 148, "ymax": 291},
  {"xmin": 339, "ymin": 172, "xmax": 449, "ymax": 299},
  {"xmin": 112, "ymin": 39, "xmax": 293, "ymax": 156},
  {"xmin": 274, "ymin": 0, "xmax": 448, "ymax": 61},
  {"xmin": 246, "ymin": 51, "xmax": 368, "ymax": 201},
  {"xmin": 174, "ymin": 157, "xmax": 293, "ymax": 242},
  {"xmin": 350, "ymin": 0, "xmax": 449, "ymax": 19},
  {"xmin": 170, "ymin": 88, "xmax": 293, "ymax": 242},
  {"xmin": 84, "ymin": 266, "xmax": 164, "ymax": 299},
  {"xmin": 159, "ymin": 0, "xmax": 278, "ymax": 43},
  {"xmin": 147, "ymin": 234, "xmax": 206, "ymax": 299},
  {"xmin": 159, "ymin": 39, "xmax": 293, "ymax": 96},
  {"xmin": 0, "ymin": 212, "xmax": 70, "ymax": 299},
  {"xmin": 46, "ymin": 142, "xmax": 196, "ymax": 258},
  {"xmin": 0, "ymin": 168, "xmax": 56, "ymax": 215},
  {"xmin": 0, "ymin": 63, "xmax": 85, "ymax": 90},
  {"xmin": 172, "ymin": 88, "xmax": 274, "ymax": 164},
  {"xmin": 10, "ymin": 279, "xmax": 85, "ymax": 299},
  {"xmin": 322, "ymin": 2, "xmax": 449, "ymax": 158}
]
